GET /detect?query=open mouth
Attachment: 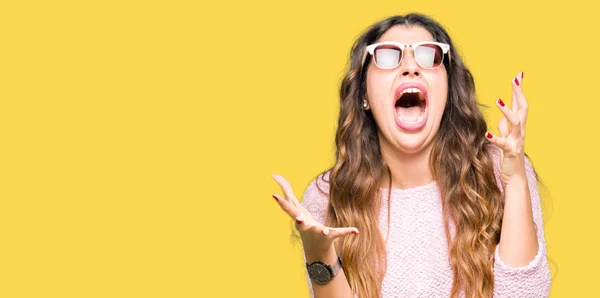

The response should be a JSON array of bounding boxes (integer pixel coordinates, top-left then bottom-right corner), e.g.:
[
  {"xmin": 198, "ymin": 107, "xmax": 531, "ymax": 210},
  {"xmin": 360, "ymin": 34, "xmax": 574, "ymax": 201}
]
[{"xmin": 395, "ymin": 87, "xmax": 427, "ymax": 124}]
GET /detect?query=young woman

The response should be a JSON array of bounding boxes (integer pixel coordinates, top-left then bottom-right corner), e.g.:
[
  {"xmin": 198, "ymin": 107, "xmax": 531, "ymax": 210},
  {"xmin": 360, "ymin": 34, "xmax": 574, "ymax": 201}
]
[{"xmin": 271, "ymin": 13, "xmax": 551, "ymax": 298}]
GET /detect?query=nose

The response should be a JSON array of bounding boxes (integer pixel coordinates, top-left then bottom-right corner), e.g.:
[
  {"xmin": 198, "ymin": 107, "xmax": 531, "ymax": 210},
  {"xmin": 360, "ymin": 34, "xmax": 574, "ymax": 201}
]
[{"xmin": 398, "ymin": 47, "xmax": 420, "ymax": 77}]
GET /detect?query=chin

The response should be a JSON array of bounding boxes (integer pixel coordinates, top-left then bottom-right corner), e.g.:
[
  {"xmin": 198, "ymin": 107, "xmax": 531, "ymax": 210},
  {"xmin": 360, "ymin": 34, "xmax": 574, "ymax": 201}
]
[
  {"xmin": 389, "ymin": 123, "xmax": 436, "ymax": 155},
  {"xmin": 394, "ymin": 139, "xmax": 430, "ymax": 154}
]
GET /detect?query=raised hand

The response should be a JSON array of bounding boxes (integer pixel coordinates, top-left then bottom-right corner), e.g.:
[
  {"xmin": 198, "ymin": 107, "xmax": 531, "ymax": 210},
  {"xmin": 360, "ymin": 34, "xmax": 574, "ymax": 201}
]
[
  {"xmin": 271, "ymin": 174, "xmax": 358, "ymax": 262},
  {"xmin": 485, "ymin": 71, "xmax": 528, "ymax": 182}
]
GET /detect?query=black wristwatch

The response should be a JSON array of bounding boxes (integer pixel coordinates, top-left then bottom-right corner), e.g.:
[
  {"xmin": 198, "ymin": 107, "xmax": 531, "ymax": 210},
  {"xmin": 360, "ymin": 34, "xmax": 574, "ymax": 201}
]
[{"xmin": 306, "ymin": 256, "xmax": 343, "ymax": 284}]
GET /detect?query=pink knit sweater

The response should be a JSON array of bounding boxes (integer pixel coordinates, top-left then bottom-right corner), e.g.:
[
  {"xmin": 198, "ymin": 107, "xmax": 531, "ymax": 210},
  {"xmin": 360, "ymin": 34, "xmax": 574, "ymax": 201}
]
[{"xmin": 300, "ymin": 145, "xmax": 551, "ymax": 297}]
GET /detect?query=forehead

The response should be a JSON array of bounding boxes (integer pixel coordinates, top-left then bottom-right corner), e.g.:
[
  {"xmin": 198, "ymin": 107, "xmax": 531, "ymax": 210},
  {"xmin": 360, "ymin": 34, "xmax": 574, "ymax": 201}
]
[{"xmin": 377, "ymin": 25, "xmax": 435, "ymax": 44}]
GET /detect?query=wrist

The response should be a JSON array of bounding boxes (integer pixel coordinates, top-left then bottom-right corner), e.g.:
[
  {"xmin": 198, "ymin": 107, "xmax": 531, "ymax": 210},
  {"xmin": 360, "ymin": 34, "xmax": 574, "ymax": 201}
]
[
  {"xmin": 503, "ymin": 173, "xmax": 528, "ymax": 187},
  {"xmin": 305, "ymin": 244, "xmax": 338, "ymax": 264}
]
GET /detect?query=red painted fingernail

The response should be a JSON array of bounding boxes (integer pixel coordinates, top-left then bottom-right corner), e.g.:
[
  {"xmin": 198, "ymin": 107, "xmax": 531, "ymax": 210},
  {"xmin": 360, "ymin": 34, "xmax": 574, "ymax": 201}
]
[
  {"xmin": 514, "ymin": 77, "xmax": 520, "ymax": 86},
  {"xmin": 521, "ymin": 71, "xmax": 524, "ymax": 79},
  {"xmin": 486, "ymin": 132, "xmax": 493, "ymax": 139},
  {"xmin": 272, "ymin": 195, "xmax": 278, "ymax": 201},
  {"xmin": 497, "ymin": 98, "xmax": 505, "ymax": 107},
  {"xmin": 352, "ymin": 230, "xmax": 358, "ymax": 234},
  {"xmin": 296, "ymin": 218, "xmax": 303, "ymax": 224}
]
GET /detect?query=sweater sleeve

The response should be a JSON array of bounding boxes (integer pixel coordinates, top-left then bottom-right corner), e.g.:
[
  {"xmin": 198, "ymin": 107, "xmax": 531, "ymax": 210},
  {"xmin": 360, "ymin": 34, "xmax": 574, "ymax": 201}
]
[{"xmin": 489, "ymin": 146, "xmax": 552, "ymax": 297}]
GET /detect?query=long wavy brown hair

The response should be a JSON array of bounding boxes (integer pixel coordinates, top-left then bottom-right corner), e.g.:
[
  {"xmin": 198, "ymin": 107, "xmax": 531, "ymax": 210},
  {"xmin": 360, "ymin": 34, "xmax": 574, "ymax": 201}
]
[{"xmin": 315, "ymin": 13, "xmax": 508, "ymax": 298}]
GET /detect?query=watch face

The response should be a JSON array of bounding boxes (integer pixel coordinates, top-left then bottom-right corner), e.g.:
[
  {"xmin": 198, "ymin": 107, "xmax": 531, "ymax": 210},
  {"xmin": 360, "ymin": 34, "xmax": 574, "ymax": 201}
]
[{"xmin": 307, "ymin": 262, "xmax": 332, "ymax": 284}]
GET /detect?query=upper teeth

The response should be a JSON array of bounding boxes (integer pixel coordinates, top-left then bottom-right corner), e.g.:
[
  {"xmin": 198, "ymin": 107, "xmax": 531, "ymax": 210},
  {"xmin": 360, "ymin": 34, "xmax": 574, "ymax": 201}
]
[
  {"xmin": 401, "ymin": 88, "xmax": 421, "ymax": 95},
  {"xmin": 397, "ymin": 87, "xmax": 424, "ymax": 101}
]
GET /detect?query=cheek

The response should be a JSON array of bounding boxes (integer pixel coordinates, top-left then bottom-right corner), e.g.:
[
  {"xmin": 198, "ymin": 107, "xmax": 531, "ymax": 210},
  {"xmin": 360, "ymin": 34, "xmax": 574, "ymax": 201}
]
[
  {"xmin": 428, "ymin": 75, "xmax": 448, "ymax": 113},
  {"xmin": 367, "ymin": 73, "xmax": 394, "ymax": 105},
  {"xmin": 435, "ymin": 85, "xmax": 448, "ymax": 109}
]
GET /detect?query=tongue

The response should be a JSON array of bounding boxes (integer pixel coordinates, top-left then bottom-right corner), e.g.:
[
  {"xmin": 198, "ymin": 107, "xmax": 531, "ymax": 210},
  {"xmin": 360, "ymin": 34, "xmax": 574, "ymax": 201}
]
[{"xmin": 397, "ymin": 106, "xmax": 422, "ymax": 123}]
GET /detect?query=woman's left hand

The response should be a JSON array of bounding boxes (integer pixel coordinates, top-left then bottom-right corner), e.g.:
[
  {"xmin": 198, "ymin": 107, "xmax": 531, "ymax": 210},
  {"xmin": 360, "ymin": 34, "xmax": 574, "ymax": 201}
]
[{"xmin": 486, "ymin": 71, "xmax": 527, "ymax": 183}]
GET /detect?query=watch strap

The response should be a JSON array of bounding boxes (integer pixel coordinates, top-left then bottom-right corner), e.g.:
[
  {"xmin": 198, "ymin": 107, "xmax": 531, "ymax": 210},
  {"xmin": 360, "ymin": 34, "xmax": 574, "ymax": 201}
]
[{"xmin": 330, "ymin": 256, "xmax": 342, "ymax": 276}]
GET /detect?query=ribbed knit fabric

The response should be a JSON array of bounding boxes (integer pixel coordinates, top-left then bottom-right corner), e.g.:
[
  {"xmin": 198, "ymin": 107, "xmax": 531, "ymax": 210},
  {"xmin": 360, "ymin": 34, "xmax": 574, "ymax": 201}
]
[{"xmin": 300, "ymin": 145, "xmax": 551, "ymax": 297}]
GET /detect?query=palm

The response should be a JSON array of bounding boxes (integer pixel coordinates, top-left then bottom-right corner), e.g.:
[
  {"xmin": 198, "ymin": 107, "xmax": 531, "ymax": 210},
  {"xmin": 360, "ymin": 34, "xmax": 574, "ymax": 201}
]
[{"xmin": 270, "ymin": 174, "xmax": 358, "ymax": 257}]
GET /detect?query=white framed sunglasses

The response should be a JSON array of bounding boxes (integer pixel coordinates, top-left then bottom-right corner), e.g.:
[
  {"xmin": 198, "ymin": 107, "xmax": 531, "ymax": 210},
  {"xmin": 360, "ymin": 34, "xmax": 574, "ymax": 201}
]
[{"xmin": 362, "ymin": 41, "xmax": 451, "ymax": 70}]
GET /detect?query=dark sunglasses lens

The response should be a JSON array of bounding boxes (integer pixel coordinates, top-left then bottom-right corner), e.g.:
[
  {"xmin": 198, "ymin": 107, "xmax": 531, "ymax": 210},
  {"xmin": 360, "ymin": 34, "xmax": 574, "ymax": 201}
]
[
  {"xmin": 374, "ymin": 45, "xmax": 402, "ymax": 68},
  {"xmin": 415, "ymin": 44, "xmax": 444, "ymax": 68}
]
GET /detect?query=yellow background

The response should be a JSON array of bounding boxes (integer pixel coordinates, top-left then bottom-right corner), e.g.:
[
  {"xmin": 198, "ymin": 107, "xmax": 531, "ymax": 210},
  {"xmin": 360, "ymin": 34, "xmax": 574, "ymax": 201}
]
[{"xmin": 1, "ymin": 0, "xmax": 597, "ymax": 297}]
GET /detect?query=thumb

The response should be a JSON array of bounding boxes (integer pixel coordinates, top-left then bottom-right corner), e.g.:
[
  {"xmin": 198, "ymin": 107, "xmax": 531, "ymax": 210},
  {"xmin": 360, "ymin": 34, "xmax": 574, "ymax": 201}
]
[{"xmin": 324, "ymin": 226, "xmax": 359, "ymax": 240}]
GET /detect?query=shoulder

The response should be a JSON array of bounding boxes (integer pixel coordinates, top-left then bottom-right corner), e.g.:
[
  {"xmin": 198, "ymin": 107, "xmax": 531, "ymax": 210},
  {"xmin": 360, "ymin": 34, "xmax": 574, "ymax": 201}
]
[{"xmin": 300, "ymin": 170, "xmax": 331, "ymax": 224}]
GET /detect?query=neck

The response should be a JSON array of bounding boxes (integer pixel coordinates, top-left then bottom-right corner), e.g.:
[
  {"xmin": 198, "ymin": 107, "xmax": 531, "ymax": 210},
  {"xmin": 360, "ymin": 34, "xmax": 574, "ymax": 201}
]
[{"xmin": 379, "ymin": 137, "xmax": 435, "ymax": 190}]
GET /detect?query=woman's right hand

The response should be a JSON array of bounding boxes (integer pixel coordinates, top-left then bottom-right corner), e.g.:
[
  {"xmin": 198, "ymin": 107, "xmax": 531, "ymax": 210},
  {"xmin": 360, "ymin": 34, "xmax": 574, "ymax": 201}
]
[{"xmin": 271, "ymin": 174, "xmax": 359, "ymax": 261}]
